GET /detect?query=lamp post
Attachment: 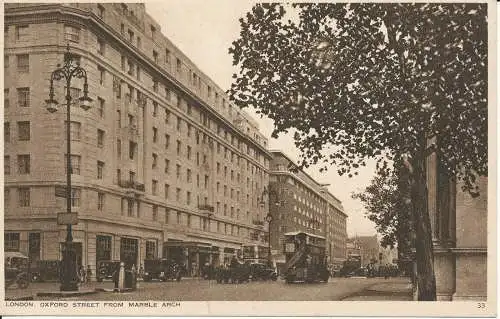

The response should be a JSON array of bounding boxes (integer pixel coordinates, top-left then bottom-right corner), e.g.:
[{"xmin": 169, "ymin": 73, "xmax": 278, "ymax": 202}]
[
  {"xmin": 265, "ymin": 213, "xmax": 273, "ymax": 267},
  {"xmin": 45, "ymin": 44, "xmax": 92, "ymax": 291}
]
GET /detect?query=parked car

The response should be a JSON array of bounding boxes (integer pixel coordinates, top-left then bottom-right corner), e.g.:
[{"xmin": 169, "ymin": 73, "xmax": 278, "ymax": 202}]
[
  {"xmin": 248, "ymin": 263, "xmax": 278, "ymax": 281},
  {"xmin": 30, "ymin": 260, "xmax": 61, "ymax": 282},
  {"xmin": 143, "ymin": 259, "xmax": 182, "ymax": 282},
  {"xmin": 96, "ymin": 260, "xmax": 121, "ymax": 282},
  {"xmin": 5, "ymin": 251, "xmax": 30, "ymax": 289}
]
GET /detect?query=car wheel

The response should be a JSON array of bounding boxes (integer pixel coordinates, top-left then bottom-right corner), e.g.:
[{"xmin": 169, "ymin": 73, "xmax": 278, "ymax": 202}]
[{"xmin": 17, "ymin": 278, "xmax": 29, "ymax": 289}]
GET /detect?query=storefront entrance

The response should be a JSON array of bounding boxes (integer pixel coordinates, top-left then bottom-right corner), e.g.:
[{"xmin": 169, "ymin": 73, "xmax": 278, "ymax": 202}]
[
  {"xmin": 120, "ymin": 237, "xmax": 138, "ymax": 268},
  {"xmin": 96, "ymin": 235, "xmax": 112, "ymax": 270}
]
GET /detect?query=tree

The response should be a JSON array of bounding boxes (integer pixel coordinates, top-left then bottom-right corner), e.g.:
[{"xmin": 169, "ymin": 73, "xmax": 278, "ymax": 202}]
[
  {"xmin": 229, "ymin": 3, "xmax": 487, "ymax": 300},
  {"xmin": 351, "ymin": 169, "xmax": 414, "ymax": 272}
]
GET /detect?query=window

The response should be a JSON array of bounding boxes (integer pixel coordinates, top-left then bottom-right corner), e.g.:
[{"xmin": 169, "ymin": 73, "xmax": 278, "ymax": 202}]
[
  {"xmin": 97, "ymin": 38, "xmax": 105, "ymax": 55},
  {"xmin": 127, "ymin": 199, "xmax": 134, "ymax": 216},
  {"xmin": 97, "ymin": 129, "xmax": 105, "ymax": 147},
  {"xmin": 66, "ymin": 154, "xmax": 81, "ymax": 175},
  {"xmin": 137, "ymin": 36, "xmax": 141, "ymax": 49},
  {"xmin": 186, "ymin": 191, "xmax": 191, "ymax": 205},
  {"xmin": 165, "ymin": 184, "xmax": 170, "ymax": 199},
  {"xmin": 64, "ymin": 25, "xmax": 80, "ymax": 42},
  {"xmin": 18, "ymin": 154, "xmax": 30, "ymax": 174},
  {"xmin": 187, "ymin": 103, "xmax": 192, "ymax": 115},
  {"xmin": 153, "ymin": 127, "xmax": 158, "ymax": 143},
  {"xmin": 176, "ymin": 116, "xmax": 181, "ymax": 131},
  {"xmin": 18, "ymin": 187, "xmax": 30, "ymax": 207},
  {"xmin": 4, "ymin": 122, "xmax": 9, "ymax": 142},
  {"xmin": 176, "ymin": 188, "xmax": 181, "ymax": 201},
  {"xmin": 3, "ymin": 56, "xmax": 8, "ymax": 69},
  {"xmin": 176, "ymin": 164, "xmax": 181, "ymax": 179},
  {"xmin": 5, "ymin": 233, "xmax": 20, "ymax": 252},
  {"xmin": 153, "ymin": 50, "xmax": 158, "ymax": 63},
  {"xmin": 152, "ymin": 153, "xmax": 158, "ymax": 168},
  {"xmin": 117, "ymin": 139, "xmax": 121, "ymax": 158},
  {"xmin": 165, "ymin": 109, "xmax": 170, "ymax": 124},
  {"xmin": 165, "ymin": 159, "xmax": 170, "ymax": 174},
  {"xmin": 204, "ymin": 175, "xmax": 209, "ymax": 189},
  {"xmin": 176, "ymin": 140, "xmax": 181, "ymax": 155},
  {"xmin": 15, "ymin": 25, "xmax": 29, "ymax": 40},
  {"xmin": 128, "ymin": 29, "xmax": 134, "ymax": 42},
  {"xmin": 187, "ymin": 146, "xmax": 192, "ymax": 160},
  {"xmin": 117, "ymin": 169, "xmax": 121, "ymax": 184},
  {"xmin": 165, "ymin": 134, "xmax": 170, "ymax": 149},
  {"xmin": 129, "ymin": 141, "xmax": 137, "ymax": 159},
  {"xmin": 4, "ymin": 156, "xmax": 10, "ymax": 175},
  {"xmin": 151, "ymin": 206, "xmax": 158, "ymax": 223},
  {"xmin": 176, "ymin": 58, "xmax": 182, "ymax": 73},
  {"xmin": 4, "ymin": 89, "xmax": 9, "ymax": 109},
  {"xmin": 97, "ymin": 161, "xmax": 104, "ymax": 179},
  {"xmin": 17, "ymin": 87, "xmax": 29, "ymax": 106},
  {"xmin": 153, "ymin": 101, "xmax": 158, "ymax": 117},
  {"xmin": 98, "ymin": 192, "xmax": 105, "ymax": 211},
  {"xmin": 97, "ymin": 4, "xmax": 105, "ymax": 19},
  {"xmin": 165, "ymin": 49, "xmax": 171, "ymax": 64},
  {"xmin": 187, "ymin": 169, "xmax": 192, "ymax": 182},
  {"xmin": 98, "ymin": 66, "xmax": 105, "ymax": 85},
  {"xmin": 152, "ymin": 180, "xmax": 158, "ymax": 195},
  {"xmin": 98, "ymin": 97, "xmax": 105, "ymax": 118},
  {"xmin": 116, "ymin": 110, "xmax": 122, "ymax": 128},
  {"xmin": 153, "ymin": 79, "xmax": 158, "ymax": 92},
  {"xmin": 176, "ymin": 211, "xmax": 181, "ymax": 224},
  {"xmin": 17, "ymin": 121, "xmax": 30, "ymax": 141}
]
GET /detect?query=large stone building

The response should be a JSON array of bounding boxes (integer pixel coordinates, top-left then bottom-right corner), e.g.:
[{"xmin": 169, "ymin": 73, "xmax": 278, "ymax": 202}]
[
  {"xmin": 268, "ymin": 151, "xmax": 347, "ymax": 267},
  {"xmin": 4, "ymin": 3, "xmax": 272, "ymax": 277},
  {"xmin": 426, "ymin": 145, "xmax": 487, "ymax": 300}
]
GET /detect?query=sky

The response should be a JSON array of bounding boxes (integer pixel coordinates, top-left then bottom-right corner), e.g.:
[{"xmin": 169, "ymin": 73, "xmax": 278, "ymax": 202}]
[{"xmin": 145, "ymin": 0, "xmax": 378, "ymax": 237}]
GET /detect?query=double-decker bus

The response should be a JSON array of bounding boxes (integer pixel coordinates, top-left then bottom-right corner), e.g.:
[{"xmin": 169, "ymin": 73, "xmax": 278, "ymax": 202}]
[{"xmin": 283, "ymin": 231, "xmax": 330, "ymax": 283}]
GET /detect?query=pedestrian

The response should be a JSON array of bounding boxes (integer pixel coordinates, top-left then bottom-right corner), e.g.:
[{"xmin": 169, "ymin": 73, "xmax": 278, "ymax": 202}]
[
  {"xmin": 78, "ymin": 265, "xmax": 86, "ymax": 284},
  {"xmin": 86, "ymin": 265, "xmax": 92, "ymax": 284},
  {"xmin": 139, "ymin": 264, "xmax": 144, "ymax": 280}
]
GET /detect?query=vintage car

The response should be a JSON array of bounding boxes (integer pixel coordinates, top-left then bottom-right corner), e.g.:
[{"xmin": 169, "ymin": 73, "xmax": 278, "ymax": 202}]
[
  {"xmin": 96, "ymin": 260, "xmax": 121, "ymax": 282},
  {"xmin": 215, "ymin": 260, "xmax": 251, "ymax": 284},
  {"xmin": 30, "ymin": 260, "xmax": 61, "ymax": 282},
  {"xmin": 143, "ymin": 259, "xmax": 182, "ymax": 282},
  {"xmin": 248, "ymin": 263, "xmax": 278, "ymax": 281},
  {"xmin": 5, "ymin": 251, "xmax": 30, "ymax": 289}
]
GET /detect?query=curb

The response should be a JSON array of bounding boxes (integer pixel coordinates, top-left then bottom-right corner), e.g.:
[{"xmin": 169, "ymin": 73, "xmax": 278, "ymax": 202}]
[
  {"xmin": 36, "ymin": 289, "xmax": 99, "ymax": 297},
  {"xmin": 5, "ymin": 296, "xmax": 34, "ymax": 301}
]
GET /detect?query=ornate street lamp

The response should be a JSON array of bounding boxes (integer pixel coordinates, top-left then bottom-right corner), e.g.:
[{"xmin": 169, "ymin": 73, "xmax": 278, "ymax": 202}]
[
  {"xmin": 265, "ymin": 213, "xmax": 273, "ymax": 267},
  {"xmin": 45, "ymin": 44, "xmax": 92, "ymax": 291}
]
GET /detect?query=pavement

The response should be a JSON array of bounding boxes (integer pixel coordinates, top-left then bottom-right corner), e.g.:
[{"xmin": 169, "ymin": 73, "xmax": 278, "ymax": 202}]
[
  {"xmin": 6, "ymin": 277, "xmax": 413, "ymax": 301},
  {"xmin": 341, "ymin": 278, "xmax": 413, "ymax": 301}
]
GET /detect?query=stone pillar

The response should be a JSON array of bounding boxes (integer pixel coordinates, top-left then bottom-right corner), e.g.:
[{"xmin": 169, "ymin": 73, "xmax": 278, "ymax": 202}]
[{"xmin": 114, "ymin": 236, "xmax": 121, "ymax": 261}]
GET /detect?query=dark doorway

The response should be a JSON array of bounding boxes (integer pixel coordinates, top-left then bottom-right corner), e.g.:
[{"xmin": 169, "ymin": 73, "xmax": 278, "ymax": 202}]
[{"xmin": 120, "ymin": 237, "xmax": 138, "ymax": 268}]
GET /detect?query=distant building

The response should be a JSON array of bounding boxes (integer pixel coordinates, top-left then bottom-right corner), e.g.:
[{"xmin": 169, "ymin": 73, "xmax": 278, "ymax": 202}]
[
  {"xmin": 347, "ymin": 235, "xmax": 378, "ymax": 266},
  {"xmin": 268, "ymin": 151, "xmax": 347, "ymax": 266}
]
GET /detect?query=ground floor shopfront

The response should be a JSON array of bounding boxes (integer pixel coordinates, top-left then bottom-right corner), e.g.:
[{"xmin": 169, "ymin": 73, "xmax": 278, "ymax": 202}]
[{"xmin": 5, "ymin": 216, "xmax": 262, "ymax": 280}]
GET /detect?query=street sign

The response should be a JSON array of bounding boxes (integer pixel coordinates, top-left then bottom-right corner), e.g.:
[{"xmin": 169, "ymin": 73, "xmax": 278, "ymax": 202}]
[
  {"xmin": 57, "ymin": 212, "xmax": 78, "ymax": 225},
  {"xmin": 55, "ymin": 186, "xmax": 67, "ymax": 198}
]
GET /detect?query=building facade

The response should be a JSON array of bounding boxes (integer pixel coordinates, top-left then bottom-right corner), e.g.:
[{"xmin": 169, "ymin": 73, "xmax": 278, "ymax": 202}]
[
  {"xmin": 268, "ymin": 151, "xmax": 347, "ymax": 266},
  {"xmin": 426, "ymin": 146, "xmax": 487, "ymax": 300},
  {"xmin": 4, "ymin": 3, "xmax": 272, "ymax": 278}
]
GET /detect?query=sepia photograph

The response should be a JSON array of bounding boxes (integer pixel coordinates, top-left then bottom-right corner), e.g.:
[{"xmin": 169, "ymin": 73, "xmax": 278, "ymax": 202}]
[{"xmin": 1, "ymin": 0, "xmax": 495, "ymax": 316}]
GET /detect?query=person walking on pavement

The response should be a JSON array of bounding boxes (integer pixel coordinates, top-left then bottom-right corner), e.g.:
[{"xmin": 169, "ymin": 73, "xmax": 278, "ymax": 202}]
[{"xmin": 86, "ymin": 265, "xmax": 92, "ymax": 285}]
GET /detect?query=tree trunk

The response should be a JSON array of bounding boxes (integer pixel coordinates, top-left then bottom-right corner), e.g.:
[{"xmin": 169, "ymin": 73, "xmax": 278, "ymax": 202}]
[{"xmin": 410, "ymin": 156, "xmax": 437, "ymax": 301}]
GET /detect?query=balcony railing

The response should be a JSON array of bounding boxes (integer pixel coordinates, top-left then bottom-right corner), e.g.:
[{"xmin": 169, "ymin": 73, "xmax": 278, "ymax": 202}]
[
  {"xmin": 252, "ymin": 220, "xmax": 264, "ymax": 226},
  {"xmin": 198, "ymin": 204, "xmax": 214, "ymax": 213},
  {"xmin": 118, "ymin": 180, "xmax": 145, "ymax": 192}
]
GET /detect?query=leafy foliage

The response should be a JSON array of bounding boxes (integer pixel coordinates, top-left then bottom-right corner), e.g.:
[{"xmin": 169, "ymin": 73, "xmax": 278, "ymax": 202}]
[
  {"xmin": 229, "ymin": 3, "xmax": 487, "ymax": 193},
  {"xmin": 352, "ymin": 170, "xmax": 412, "ymax": 252}
]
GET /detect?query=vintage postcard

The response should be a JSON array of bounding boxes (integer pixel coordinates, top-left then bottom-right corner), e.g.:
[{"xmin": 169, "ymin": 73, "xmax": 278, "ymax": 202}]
[{"xmin": 1, "ymin": 0, "xmax": 496, "ymax": 317}]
